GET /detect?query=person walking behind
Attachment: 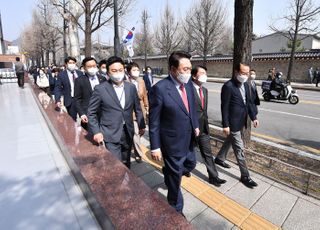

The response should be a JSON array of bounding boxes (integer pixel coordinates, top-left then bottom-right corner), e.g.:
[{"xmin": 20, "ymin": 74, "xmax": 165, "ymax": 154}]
[
  {"xmin": 54, "ymin": 57, "xmax": 83, "ymax": 121},
  {"xmin": 315, "ymin": 67, "xmax": 320, "ymax": 87},
  {"xmin": 87, "ymin": 56, "xmax": 145, "ymax": 169},
  {"xmin": 126, "ymin": 62, "xmax": 149, "ymax": 163},
  {"xmin": 14, "ymin": 57, "xmax": 25, "ymax": 88},
  {"xmin": 215, "ymin": 63, "xmax": 259, "ymax": 188},
  {"xmin": 143, "ymin": 66, "xmax": 154, "ymax": 93},
  {"xmin": 191, "ymin": 65, "xmax": 226, "ymax": 187},
  {"xmin": 308, "ymin": 67, "xmax": 314, "ymax": 84},
  {"xmin": 249, "ymin": 69, "xmax": 260, "ymax": 115},
  {"xmin": 37, "ymin": 68, "xmax": 50, "ymax": 95}
]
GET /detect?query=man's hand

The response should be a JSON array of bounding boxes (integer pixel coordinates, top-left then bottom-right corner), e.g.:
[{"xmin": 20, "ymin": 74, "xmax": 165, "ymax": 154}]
[
  {"xmin": 139, "ymin": 128, "xmax": 145, "ymax": 136},
  {"xmin": 253, "ymin": 119, "xmax": 259, "ymax": 128},
  {"xmin": 151, "ymin": 150, "xmax": 162, "ymax": 161},
  {"xmin": 93, "ymin": 132, "xmax": 104, "ymax": 144},
  {"xmin": 80, "ymin": 115, "xmax": 88, "ymax": 123},
  {"xmin": 223, "ymin": 127, "xmax": 230, "ymax": 136},
  {"xmin": 195, "ymin": 128, "xmax": 200, "ymax": 137}
]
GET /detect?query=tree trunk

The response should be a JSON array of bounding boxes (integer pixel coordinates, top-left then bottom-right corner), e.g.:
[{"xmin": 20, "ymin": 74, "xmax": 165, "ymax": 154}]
[
  {"xmin": 233, "ymin": 0, "xmax": 254, "ymax": 147},
  {"xmin": 287, "ymin": 18, "xmax": 299, "ymax": 83},
  {"xmin": 84, "ymin": 0, "xmax": 92, "ymax": 57},
  {"xmin": 45, "ymin": 49, "xmax": 50, "ymax": 66},
  {"xmin": 68, "ymin": 0, "xmax": 81, "ymax": 61}
]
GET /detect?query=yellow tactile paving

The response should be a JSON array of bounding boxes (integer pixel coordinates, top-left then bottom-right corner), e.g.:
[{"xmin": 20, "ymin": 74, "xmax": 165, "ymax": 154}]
[
  {"xmin": 139, "ymin": 144, "xmax": 281, "ymax": 230},
  {"xmin": 217, "ymin": 199, "xmax": 252, "ymax": 226},
  {"xmin": 198, "ymin": 189, "xmax": 228, "ymax": 210},
  {"xmin": 241, "ymin": 213, "xmax": 280, "ymax": 230}
]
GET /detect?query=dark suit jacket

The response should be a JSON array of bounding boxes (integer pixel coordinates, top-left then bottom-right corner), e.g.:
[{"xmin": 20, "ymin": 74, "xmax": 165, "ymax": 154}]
[
  {"xmin": 87, "ymin": 80, "xmax": 146, "ymax": 143},
  {"xmin": 192, "ymin": 84, "xmax": 210, "ymax": 135},
  {"xmin": 221, "ymin": 78, "xmax": 257, "ymax": 132},
  {"xmin": 143, "ymin": 73, "xmax": 153, "ymax": 92},
  {"xmin": 54, "ymin": 70, "xmax": 83, "ymax": 107},
  {"xmin": 250, "ymin": 81, "xmax": 260, "ymax": 116},
  {"xmin": 149, "ymin": 76, "xmax": 199, "ymax": 157},
  {"xmin": 74, "ymin": 74, "xmax": 104, "ymax": 117}
]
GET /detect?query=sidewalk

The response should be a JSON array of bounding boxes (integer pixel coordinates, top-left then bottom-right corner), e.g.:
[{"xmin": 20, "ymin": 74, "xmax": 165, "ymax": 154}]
[
  {"xmin": 1, "ymin": 82, "xmax": 320, "ymax": 230},
  {"xmin": 0, "ymin": 83, "xmax": 99, "ymax": 230}
]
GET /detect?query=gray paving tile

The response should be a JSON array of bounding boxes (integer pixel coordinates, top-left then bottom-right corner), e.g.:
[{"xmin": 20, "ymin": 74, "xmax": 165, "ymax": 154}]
[
  {"xmin": 183, "ymin": 193, "xmax": 207, "ymax": 221},
  {"xmin": 282, "ymin": 198, "xmax": 320, "ymax": 230},
  {"xmin": 225, "ymin": 177, "xmax": 271, "ymax": 208},
  {"xmin": 130, "ymin": 161, "xmax": 156, "ymax": 177},
  {"xmin": 153, "ymin": 182, "xmax": 168, "ymax": 200},
  {"xmin": 140, "ymin": 170, "xmax": 164, "ymax": 188},
  {"xmin": 251, "ymin": 186, "xmax": 298, "ymax": 226},
  {"xmin": 191, "ymin": 208, "xmax": 234, "ymax": 230}
]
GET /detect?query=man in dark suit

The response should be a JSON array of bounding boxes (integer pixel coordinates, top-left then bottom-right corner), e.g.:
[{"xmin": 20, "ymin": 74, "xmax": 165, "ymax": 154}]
[
  {"xmin": 87, "ymin": 56, "xmax": 146, "ymax": 168},
  {"xmin": 149, "ymin": 51, "xmax": 200, "ymax": 215},
  {"xmin": 215, "ymin": 63, "xmax": 259, "ymax": 188},
  {"xmin": 54, "ymin": 56, "xmax": 83, "ymax": 121},
  {"xmin": 191, "ymin": 65, "xmax": 226, "ymax": 187},
  {"xmin": 74, "ymin": 57, "xmax": 105, "ymax": 130},
  {"xmin": 143, "ymin": 66, "xmax": 153, "ymax": 93},
  {"xmin": 249, "ymin": 69, "xmax": 260, "ymax": 116}
]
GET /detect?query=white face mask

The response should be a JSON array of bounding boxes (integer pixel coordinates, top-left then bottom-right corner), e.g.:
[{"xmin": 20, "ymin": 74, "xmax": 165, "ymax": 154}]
[
  {"xmin": 87, "ymin": 67, "xmax": 98, "ymax": 76},
  {"xmin": 198, "ymin": 74, "xmax": 207, "ymax": 84},
  {"xmin": 237, "ymin": 74, "xmax": 248, "ymax": 83},
  {"xmin": 39, "ymin": 71, "xmax": 44, "ymax": 75},
  {"xmin": 131, "ymin": 70, "xmax": 140, "ymax": 78},
  {"xmin": 67, "ymin": 63, "xmax": 76, "ymax": 72},
  {"xmin": 110, "ymin": 73, "xmax": 125, "ymax": 83},
  {"xmin": 250, "ymin": 74, "xmax": 256, "ymax": 80},
  {"xmin": 100, "ymin": 68, "xmax": 107, "ymax": 74},
  {"xmin": 177, "ymin": 72, "xmax": 191, "ymax": 84}
]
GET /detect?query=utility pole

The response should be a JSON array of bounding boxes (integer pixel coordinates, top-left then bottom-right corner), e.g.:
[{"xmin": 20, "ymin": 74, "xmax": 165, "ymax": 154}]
[
  {"xmin": 63, "ymin": 0, "xmax": 68, "ymax": 59},
  {"xmin": 113, "ymin": 0, "xmax": 121, "ymax": 56},
  {"xmin": 142, "ymin": 10, "xmax": 149, "ymax": 69},
  {"xmin": 0, "ymin": 12, "xmax": 6, "ymax": 54}
]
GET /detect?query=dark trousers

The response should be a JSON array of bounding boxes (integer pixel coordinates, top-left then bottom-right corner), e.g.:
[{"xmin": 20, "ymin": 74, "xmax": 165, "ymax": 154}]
[
  {"xmin": 197, "ymin": 133, "xmax": 218, "ymax": 179},
  {"xmin": 105, "ymin": 125, "xmax": 133, "ymax": 168},
  {"xmin": 17, "ymin": 72, "xmax": 24, "ymax": 87},
  {"xmin": 163, "ymin": 151, "xmax": 196, "ymax": 213},
  {"xmin": 66, "ymin": 99, "xmax": 77, "ymax": 121}
]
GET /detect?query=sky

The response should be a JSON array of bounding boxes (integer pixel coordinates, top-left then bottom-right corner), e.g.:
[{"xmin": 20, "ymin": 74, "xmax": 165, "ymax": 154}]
[{"xmin": 0, "ymin": 0, "xmax": 319, "ymax": 43}]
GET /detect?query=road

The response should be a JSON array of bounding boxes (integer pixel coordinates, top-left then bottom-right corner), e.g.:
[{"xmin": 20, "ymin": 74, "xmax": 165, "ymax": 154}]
[{"xmin": 205, "ymin": 82, "xmax": 320, "ymax": 154}]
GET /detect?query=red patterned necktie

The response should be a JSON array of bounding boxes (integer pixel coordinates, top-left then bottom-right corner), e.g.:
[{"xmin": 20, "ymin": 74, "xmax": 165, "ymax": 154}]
[
  {"xmin": 179, "ymin": 84, "xmax": 189, "ymax": 113},
  {"xmin": 199, "ymin": 86, "xmax": 204, "ymax": 109}
]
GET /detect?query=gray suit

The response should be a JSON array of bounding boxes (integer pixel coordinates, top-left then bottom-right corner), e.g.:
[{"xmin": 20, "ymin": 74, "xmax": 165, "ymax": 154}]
[{"xmin": 87, "ymin": 80, "xmax": 145, "ymax": 168}]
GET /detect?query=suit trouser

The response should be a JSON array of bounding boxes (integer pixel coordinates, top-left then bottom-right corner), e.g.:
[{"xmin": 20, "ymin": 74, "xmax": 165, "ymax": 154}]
[
  {"xmin": 197, "ymin": 133, "xmax": 218, "ymax": 179},
  {"xmin": 105, "ymin": 125, "xmax": 133, "ymax": 168},
  {"xmin": 66, "ymin": 98, "xmax": 77, "ymax": 121},
  {"xmin": 16, "ymin": 72, "xmax": 24, "ymax": 87},
  {"xmin": 163, "ymin": 151, "xmax": 196, "ymax": 213},
  {"xmin": 216, "ymin": 131, "xmax": 250, "ymax": 178},
  {"xmin": 132, "ymin": 120, "xmax": 143, "ymax": 158}
]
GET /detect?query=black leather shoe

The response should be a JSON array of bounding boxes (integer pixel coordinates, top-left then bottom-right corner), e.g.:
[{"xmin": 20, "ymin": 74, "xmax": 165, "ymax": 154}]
[
  {"xmin": 183, "ymin": 172, "xmax": 191, "ymax": 177},
  {"xmin": 240, "ymin": 177, "xmax": 258, "ymax": 188},
  {"xmin": 209, "ymin": 177, "xmax": 227, "ymax": 187},
  {"xmin": 134, "ymin": 155, "xmax": 142, "ymax": 163},
  {"xmin": 215, "ymin": 158, "xmax": 231, "ymax": 168}
]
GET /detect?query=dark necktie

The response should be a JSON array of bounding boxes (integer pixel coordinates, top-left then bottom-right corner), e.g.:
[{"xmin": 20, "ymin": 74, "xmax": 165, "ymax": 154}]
[
  {"xmin": 180, "ymin": 84, "xmax": 189, "ymax": 113},
  {"xmin": 71, "ymin": 71, "xmax": 76, "ymax": 82},
  {"xmin": 199, "ymin": 86, "xmax": 204, "ymax": 109}
]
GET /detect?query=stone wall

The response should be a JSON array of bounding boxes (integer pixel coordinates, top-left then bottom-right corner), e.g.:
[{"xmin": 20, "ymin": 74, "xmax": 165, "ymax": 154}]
[{"xmin": 133, "ymin": 54, "xmax": 320, "ymax": 83}]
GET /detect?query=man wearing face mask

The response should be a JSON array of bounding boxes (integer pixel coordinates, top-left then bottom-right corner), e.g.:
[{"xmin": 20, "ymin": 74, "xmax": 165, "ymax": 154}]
[
  {"xmin": 215, "ymin": 63, "xmax": 259, "ymax": 188},
  {"xmin": 149, "ymin": 51, "xmax": 200, "ymax": 216},
  {"xmin": 74, "ymin": 57, "xmax": 104, "ymax": 130},
  {"xmin": 249, "ymin": 69, "xmax": 260, "ymax": 116},
  {"xmin": 97, "ymin": 59, "xmax": 109, "ymax": 81},
  {"xmin": 87, "ymin": 56, "xmax": 146, "ymax": 168},
  {"xmin": 126, "ymin": 62, "xmax": 149, "ymax": 163},
  {"xmin": 191, "ymin": 66, "xmax": 226, "ymax": 187},
  {"xmin": 55, "ymin": 56, "xmax": 83, "ymax": 121},
  {"xmin": 143, "ymin": 66, "xmax": 153, "ymax": 93}
]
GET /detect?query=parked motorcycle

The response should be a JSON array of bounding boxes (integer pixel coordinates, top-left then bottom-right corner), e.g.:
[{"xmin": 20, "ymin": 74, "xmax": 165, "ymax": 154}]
[{"xmin": 261, "ymin": 80, "xmax": 299, "ymax": 104}]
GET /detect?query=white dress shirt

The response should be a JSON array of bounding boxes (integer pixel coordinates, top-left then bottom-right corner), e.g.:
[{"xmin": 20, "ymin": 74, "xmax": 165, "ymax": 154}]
[
  {"xmin": 113, "ymin": 82, "xmax": 125, "ymax": 109},
  {"xmin": 89, "ymin": 75, "xmax": 100, "ymax": 90}
]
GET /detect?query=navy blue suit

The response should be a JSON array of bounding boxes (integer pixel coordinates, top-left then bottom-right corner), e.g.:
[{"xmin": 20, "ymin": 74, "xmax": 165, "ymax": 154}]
[
  {"xmin": 221, "ymin": 79, "xmax": 257, "ymax": 132},
  {"xmin": 143, "ymin": 73, "xmax": 153, "ymax": 92},
  {"xmin": 54, "ymin": 69, "xmax": 83, "ymax": 120},
  {"xmin": 149, "ymin": 76, "xmax": 199, "ymax": 212}
]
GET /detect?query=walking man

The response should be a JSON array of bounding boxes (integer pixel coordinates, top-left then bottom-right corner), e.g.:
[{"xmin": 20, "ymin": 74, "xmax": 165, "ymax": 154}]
[{"xmin": 15, "ymin": 57, "xmax": 25, "ymax": 88}]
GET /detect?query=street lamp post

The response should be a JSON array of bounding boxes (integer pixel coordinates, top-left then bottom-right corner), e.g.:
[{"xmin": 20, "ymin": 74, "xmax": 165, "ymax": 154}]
[{"xmin": 113, "ymin": 0, "xmax": 121, "ymax": 56}]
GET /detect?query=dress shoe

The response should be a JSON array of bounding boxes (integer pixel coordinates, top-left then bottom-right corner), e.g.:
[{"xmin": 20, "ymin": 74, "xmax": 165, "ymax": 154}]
[
  {"xmin": 214, "ymin": 158, "xmax": 231, "ymax": 168},
  {"xmin": 240, "ymin": 176, "xmax": 258, "ymax": 188},
  {"xmin": 134, "ymin": 155, "xmax": 142, "ymax": 163},
  {"xmin": 209, "ymin": 177, "xmax": 227, "ymax": 187},
  {"xmin": 183, "ymin": 172, "xmax": 191, "ymax": 177}
]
